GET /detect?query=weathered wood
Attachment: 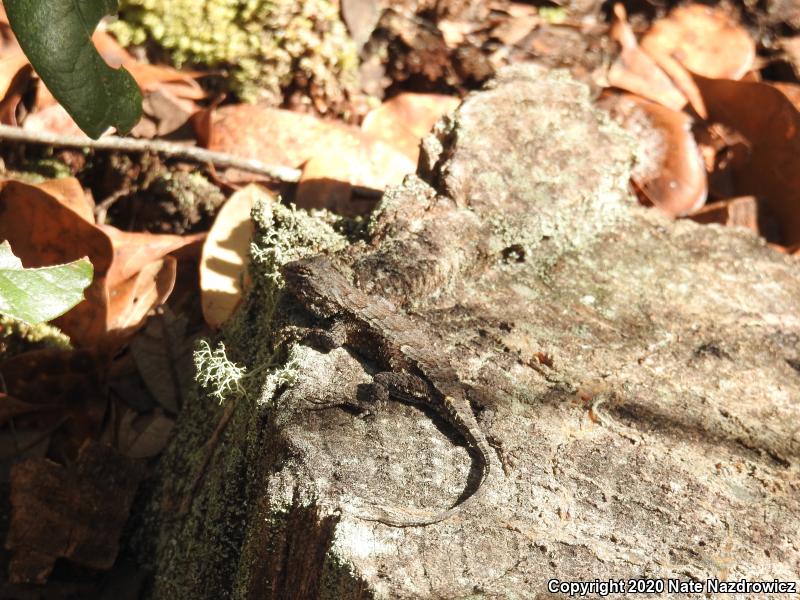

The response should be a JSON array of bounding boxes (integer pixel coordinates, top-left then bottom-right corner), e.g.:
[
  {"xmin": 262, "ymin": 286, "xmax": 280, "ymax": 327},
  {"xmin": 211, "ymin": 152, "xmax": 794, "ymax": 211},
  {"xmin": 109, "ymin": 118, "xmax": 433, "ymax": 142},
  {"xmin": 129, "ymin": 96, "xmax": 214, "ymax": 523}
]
[{"xmin": 133, "ymin": 65, "xmax": 800, "ymax": 599}]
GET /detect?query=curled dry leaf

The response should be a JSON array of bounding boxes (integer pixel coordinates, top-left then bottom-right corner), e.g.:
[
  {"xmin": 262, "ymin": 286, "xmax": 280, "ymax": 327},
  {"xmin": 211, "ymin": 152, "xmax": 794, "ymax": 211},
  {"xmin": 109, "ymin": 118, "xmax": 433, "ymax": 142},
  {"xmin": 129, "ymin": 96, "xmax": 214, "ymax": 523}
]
[
  {"xmin": 31, "ymin": 30, "xmax": 206, "ymax": 136},
  {"xmin": 296, "ymin": 154, "xmax": 353, "ymax": 213},
  {"xmin": 0, "ymin": 180, "xmax": 196, "ymax": 347},
  {"xmin": 607, "ymin": 4, "xmax": 686, "ymax": 111},
  {"xmin": 105, "ymin": 256, "xmax": 177, "ymax": 341},
  {"xmin": 604, "ymin": 93, "xmax": 706, "ymax": 216},
  {"xmin": 362, "ymin": 92, "xmax": 461, "ymax": 162},
  {"xmin": 0, "ymin": 50, "xmax": 31, "ymax": 125},
  {"xmin": 639, "ymin": 4, "xmax": 755, "ymax": 118},
  {"xmin": 6, "ymin": 441, "xmax": 145, "ymax": 584},
  {"xmin": 99, "ymin": 226, "xmax": 204, "ymax": 288},
  {"xmin": 206, "ymin": 104, "xmax": 415, "ymax": 189},
  {"xmin": 200, "ymin": 184, "xmax": 265, "ymax": 328},
  {"xmin": 693, "ymin": 74, "xmax": 800, "ymax": 245}
]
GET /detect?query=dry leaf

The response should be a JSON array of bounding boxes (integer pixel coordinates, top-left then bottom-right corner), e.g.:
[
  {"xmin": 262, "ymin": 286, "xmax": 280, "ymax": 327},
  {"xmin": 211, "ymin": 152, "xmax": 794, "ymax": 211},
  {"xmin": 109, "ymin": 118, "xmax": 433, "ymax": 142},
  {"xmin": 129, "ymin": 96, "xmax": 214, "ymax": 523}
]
[
  {"xmin": 23, "ymin": 102, "xmax": 89, "ymax": 137},
  {"xmin": 0, "ymin": 349, "xmax": 106, "ymax": 459},
  {"xmin": 0, "ymin": 180, "xmax": 113, "ymax": 273},
  {"xmin": 129, "ymin": 308, "xmax": 195, "ymax": 412},
  {"xmin": 605, "ymin": 94, "xmax": 706, "ymax": 216},
  {"xmin": 693, "ymin": 74, "xmax": 800, "ymax": 244},
  {"xmin": 106, "ymin": 257, "xmax": 177, "ymax": 340},
  {"xmin": 0, "ymin": 392, "xmax": 56, "ymax": 425},
  {"xmin": 641, "ymin": 5, "xmax": 755, "ymax": 79},
  {"xmin": 0, "ymin": 180, "xmax": 190, "ymax": 347},
  {"xmin": 640, "ymin": 4, "xmax": 755, "ymax": 118},
  {"xmin": 116, "ymin": 407, "xmax": 174, "ymax": 459},
  {"xmin": 773, "ymin": 81, "xmax": 800, "ymax": 110},
  {"xmin": 608, "ymin": 4, "xmax": 687, "ymax": 111},
  {"xmin": 200, "ymin": 185, "xmax": 264, "ymax": 328},
  {"xmin": 362, "ymin": 93, "xmax": 461, "ymax": 162},
  {"xmin": 0, "ymin": 50, "xmax": 31, "ymax": 125},
  {"xmin": 6, "ymin": 441, "xmax": 145, "ymax": 583},
  {"xmin": 296, "ymin": 155, "xmax": 354, "ymax": 213},
  {"xmin": 100, "ymin": 226, "xmax": 204, "ymax": 288},
  {"xmin": 36, "ymin": 177, "xmax": 95, "ymax": 223},
  {"xmin": 206, "ymin": 104, "xmax": 415, "ymax": 189}
]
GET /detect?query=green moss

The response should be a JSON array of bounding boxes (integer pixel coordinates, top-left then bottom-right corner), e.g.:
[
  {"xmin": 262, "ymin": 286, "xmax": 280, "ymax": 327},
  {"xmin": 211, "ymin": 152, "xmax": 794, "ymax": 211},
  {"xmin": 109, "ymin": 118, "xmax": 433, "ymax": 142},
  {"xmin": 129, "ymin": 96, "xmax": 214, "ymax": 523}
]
[
  {"xmin": 132, "ymin": 200, "xmax": 349, "ymax": 598},
  {"xmin": 0, "ymin": 315, "xmax": 71, "ymax": 356},
  {"xmin": 111, "ymin": 0, "xmax": 358, "ymax": 106}
]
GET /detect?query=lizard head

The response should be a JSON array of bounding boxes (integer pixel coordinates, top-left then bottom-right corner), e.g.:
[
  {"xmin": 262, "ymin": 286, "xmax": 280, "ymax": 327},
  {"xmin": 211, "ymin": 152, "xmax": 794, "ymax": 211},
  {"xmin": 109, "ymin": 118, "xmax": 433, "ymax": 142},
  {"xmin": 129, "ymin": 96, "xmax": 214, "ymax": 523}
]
[{"xmin": 281, "ymin": 258, "xmax": 343, "ymax": 319}]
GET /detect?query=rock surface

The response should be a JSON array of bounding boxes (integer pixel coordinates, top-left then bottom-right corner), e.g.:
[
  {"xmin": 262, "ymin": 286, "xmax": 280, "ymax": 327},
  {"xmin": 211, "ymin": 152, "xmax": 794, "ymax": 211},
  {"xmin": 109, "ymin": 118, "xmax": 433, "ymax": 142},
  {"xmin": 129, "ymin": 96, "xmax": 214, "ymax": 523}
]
[{"xmin": 135, "ymin": 65, "xmax": 800, "ymax": 599}]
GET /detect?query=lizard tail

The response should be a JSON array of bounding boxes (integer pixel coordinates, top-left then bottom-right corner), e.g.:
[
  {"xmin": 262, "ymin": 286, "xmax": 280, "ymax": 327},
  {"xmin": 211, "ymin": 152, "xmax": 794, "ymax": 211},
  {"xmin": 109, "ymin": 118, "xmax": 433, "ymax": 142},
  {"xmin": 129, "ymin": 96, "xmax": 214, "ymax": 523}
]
[{"xmin": 355, "ymin": 443, "xmax": 492, "ymax": 528}]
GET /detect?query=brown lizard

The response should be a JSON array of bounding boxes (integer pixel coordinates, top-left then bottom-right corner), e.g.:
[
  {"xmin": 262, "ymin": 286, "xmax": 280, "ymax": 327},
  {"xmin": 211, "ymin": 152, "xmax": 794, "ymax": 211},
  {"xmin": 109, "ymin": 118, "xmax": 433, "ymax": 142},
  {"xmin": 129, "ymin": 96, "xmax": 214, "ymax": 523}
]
[{"xmin": 281, "ymin": 256, "xmax": 494, "ymax": 527}]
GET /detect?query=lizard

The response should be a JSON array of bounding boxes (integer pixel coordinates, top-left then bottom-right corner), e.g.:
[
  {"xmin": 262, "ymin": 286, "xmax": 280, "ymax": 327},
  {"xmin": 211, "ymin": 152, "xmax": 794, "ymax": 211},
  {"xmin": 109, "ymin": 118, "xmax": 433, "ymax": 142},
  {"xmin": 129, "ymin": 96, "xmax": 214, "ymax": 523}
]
[{"xmin": 281, "ymin": 256, "xmax": 494, "ymax": 527}]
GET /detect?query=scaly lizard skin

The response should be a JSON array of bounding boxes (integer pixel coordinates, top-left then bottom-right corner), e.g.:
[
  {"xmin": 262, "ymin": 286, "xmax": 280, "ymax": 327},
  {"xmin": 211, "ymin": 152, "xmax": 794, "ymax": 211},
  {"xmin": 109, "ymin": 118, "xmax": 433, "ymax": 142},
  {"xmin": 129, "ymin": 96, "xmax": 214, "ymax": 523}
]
[{"xmin": 282, "ymin": 256, "xmax": 493, "ymax": 527}]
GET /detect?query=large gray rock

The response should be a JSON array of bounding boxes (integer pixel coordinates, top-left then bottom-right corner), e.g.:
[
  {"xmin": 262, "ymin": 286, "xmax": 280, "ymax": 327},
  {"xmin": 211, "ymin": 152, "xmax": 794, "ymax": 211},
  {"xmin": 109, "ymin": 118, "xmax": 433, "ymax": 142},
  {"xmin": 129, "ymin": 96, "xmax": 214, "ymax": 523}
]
[{"xmin": 136, "ymin": 65, "xmax": 800, "ymax": 599}]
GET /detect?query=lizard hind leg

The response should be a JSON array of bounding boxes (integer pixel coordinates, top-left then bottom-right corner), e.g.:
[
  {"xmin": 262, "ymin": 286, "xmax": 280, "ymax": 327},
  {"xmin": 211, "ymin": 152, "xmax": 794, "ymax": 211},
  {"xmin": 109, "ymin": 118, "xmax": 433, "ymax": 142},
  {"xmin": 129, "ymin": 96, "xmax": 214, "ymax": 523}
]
[{"xmin": 372, "ymin": 371, "xmax": 432, "ymax": 405}]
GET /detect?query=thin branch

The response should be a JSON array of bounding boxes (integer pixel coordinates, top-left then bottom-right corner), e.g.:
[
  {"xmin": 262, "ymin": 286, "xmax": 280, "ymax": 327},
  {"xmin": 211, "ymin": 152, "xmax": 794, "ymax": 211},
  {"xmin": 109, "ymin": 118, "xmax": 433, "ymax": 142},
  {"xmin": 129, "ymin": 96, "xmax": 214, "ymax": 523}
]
[{"xmin": 0, "ymin": 124, "xmax": 301, "ymax": 182}]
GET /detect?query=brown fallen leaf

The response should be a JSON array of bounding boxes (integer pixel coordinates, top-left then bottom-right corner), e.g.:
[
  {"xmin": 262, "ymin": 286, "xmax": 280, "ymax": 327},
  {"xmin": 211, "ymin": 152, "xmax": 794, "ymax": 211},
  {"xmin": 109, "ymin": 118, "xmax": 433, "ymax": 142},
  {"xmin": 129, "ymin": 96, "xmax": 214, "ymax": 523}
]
[
  {"xmin": 6, "ymin": 441, "xmax": 145, "ymax": 583},
  {"xmin": 0, "ymin": 180, "xmax": 113, "ymax": 273},
  {"xmin": 105, "ymin": 257, "xmax": 177, "ymax": 343},
  {"xmin": 129, "ymin": 308, "xmax": 195, "ymax": 413},
  {"xmin": 36, "ymin": 177, "xmax": 95, "ymax": 223},
  {"xmin": 31, "ymin": 31, "xmax": 206, "ymax": 136},
  {"xmin": 603, "ymin": 93, "xmax": 706, "ymax": 216},
  {"xmin": 773, "ymin": 81, "xmax": 800, "ymax": 111},
  {"xmin": 640, "ymin": 4, "xmax": 755, "ymax": 118},
  {"xmin": 115, "ymin": 407, "xmax": 174, "ymax": 459},
  {"xmin": 0, "ymin": 50, "xmax": 31, "ymax": 125},
  {"xmin": 199, "ymin": 184, "xmax": 264, "ymax": 328},
  {"xmin": 0, "ymin": 349, "xmax": 106, "ymax": 460},
  {"xmin": 206, "ymin": 104, "xmax": 415, "ymax": 189},
  {"xmin": 295, "ymin": 154, "xmax": 354, "ymax": 213},
  {"xmin": 607, "ymin": 4, "xmax": 686, "ymax": 111},
  {"xmin": 361, "ymin": 93, "xmax": 461, "ymax": 162},
  {"xmin": 0, "ymin": 392, "xmax": 57, "ymax": 425},
  {"xmin": 0, "ymin": 180, "xmax": 193, "ymax": 347},
  {"xmin": 100, "ymin": 226, "xmax": 204, "ymax": 288},
  {"xmin": 693, "ymin": 74, "xmax": 800, "ymax": 244},
  {"xmin": 685, "ymin": 196, "xmax": 758, "ymax": 231},
  {"xmin": 22, "ymin": 102, "xmax": 89, "ymax": 137}
]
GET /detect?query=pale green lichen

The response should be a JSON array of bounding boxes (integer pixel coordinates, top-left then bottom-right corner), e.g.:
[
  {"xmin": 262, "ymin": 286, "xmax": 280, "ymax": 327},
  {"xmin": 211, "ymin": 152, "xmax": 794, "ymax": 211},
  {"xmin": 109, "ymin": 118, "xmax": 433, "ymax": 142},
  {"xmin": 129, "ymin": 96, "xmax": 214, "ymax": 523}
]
[
  {"xmin": 110, "ymin": 0, "xmax": 358, "ymax": 106},
  {"xmin": 194, "ymin": 340, "xmax": 247, "ymax": 402}
]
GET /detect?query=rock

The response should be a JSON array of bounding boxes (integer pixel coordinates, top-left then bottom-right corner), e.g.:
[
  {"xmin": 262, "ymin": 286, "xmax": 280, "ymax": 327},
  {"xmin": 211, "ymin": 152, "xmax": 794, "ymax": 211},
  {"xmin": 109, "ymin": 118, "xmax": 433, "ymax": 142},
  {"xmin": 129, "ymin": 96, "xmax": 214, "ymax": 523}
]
[{"xmin": 134, "ymin": 65, "xmax": 800, "ymax": 599}]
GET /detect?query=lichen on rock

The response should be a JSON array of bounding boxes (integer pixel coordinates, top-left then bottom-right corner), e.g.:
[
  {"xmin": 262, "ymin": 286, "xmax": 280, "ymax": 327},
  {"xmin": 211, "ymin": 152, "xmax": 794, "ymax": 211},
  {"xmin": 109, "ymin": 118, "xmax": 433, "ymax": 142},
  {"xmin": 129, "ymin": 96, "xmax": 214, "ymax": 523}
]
[{"xmin": 110, "ymin": 0, "xmax": 359, "ymax": 109}]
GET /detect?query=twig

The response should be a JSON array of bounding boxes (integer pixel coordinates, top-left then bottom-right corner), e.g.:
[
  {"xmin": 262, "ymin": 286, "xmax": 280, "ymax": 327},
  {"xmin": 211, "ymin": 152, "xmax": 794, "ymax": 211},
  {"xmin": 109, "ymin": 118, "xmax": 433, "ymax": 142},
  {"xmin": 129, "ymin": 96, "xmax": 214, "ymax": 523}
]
[{"xmin": 0, "ymin": 124, "xmax": 301, "ymax": 183}]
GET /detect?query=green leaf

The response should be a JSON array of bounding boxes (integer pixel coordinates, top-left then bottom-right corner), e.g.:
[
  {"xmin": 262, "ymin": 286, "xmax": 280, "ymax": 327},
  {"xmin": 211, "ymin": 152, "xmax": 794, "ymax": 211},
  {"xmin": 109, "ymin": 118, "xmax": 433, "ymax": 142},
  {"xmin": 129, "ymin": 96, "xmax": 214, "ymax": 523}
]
[
  {"xmin": 0, "ymin": 241, "xmax": 93, "ymax": 324},
  {"xmin": 4, "ymin": 0, "xmax": 142, "ymax": 138}
]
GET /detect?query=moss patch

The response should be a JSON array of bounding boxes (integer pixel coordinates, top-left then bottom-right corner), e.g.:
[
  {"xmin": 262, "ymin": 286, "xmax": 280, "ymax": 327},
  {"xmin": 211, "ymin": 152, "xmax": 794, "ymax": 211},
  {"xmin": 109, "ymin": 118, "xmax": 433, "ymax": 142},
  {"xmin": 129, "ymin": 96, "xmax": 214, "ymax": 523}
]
[{"xmin": 111, "ymin": 0, "xmax": 359, "ymax": 108}]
